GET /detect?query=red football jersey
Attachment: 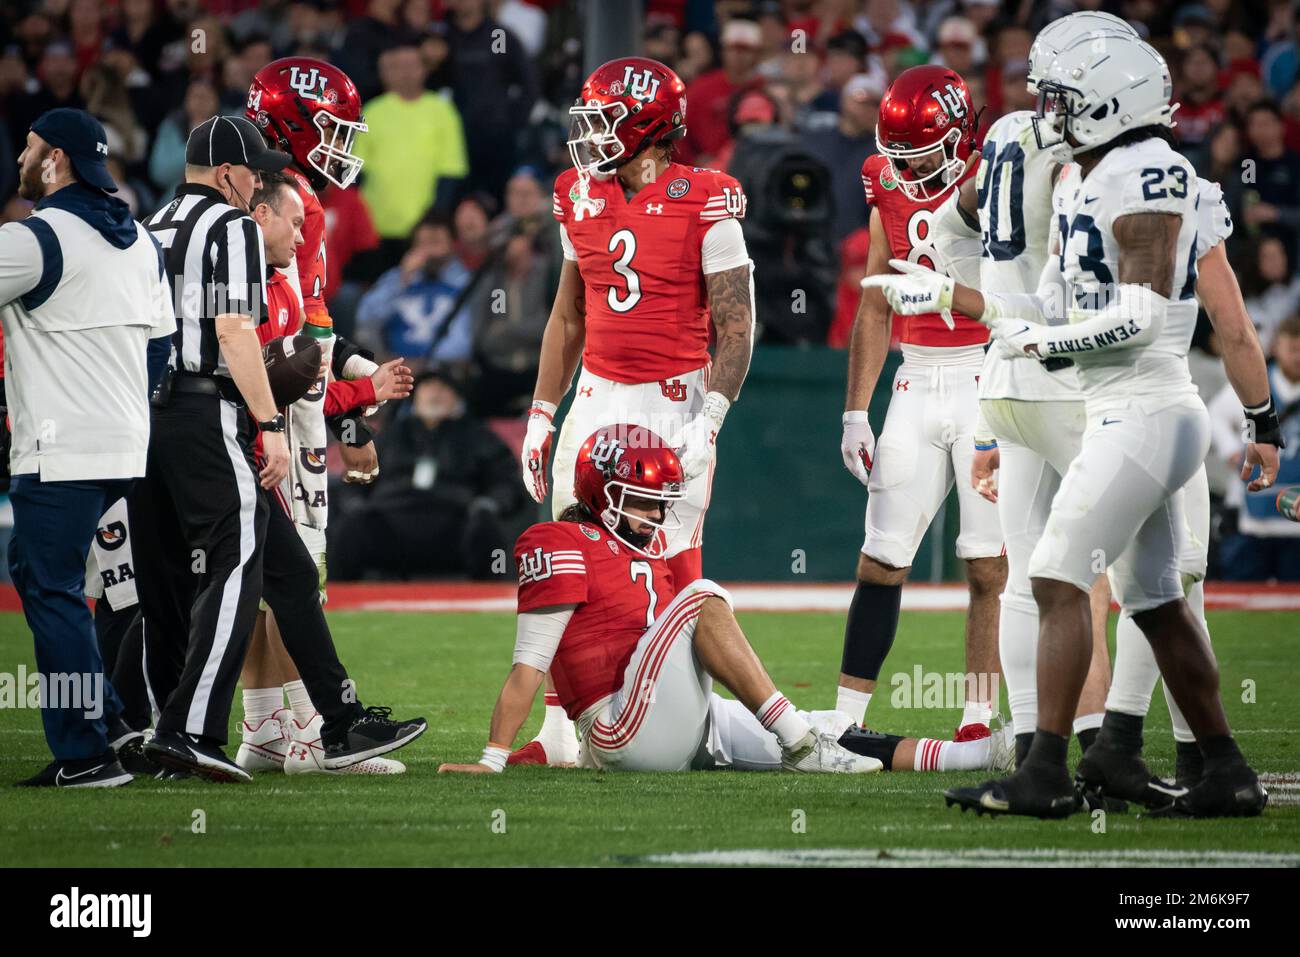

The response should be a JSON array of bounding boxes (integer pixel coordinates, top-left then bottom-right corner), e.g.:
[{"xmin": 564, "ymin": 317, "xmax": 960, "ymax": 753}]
[
  {"xmin": 288, "ymin": 170, "xmax": 330, "ymax": 328},
  {"xmin": 861, "ymin": 154, "xmax": 988, "ymax": 348},
  {"xmin": 515, "ymin": 519, "xmax": 676, "ymax": 720},
  {"xmin": 552, "ymin": 163, "xmax": 747, "ymax": 384}
]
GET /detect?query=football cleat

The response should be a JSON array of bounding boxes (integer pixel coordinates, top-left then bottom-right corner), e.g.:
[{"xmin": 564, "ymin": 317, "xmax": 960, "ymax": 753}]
[
  {"xmin": 235, "ymin": 710, "xmax": 291, "ymax": 772},
  {"xmin": 944, "ymin": 768, "xmax": 1080, "ymax": 819},
  {"xmin": 285, "ymin": 713, "xmax": 411, "ymax": 775},
  {"xmin": 1074, "ymin": 740, "xmax": 1185, "ymax": 810},
  {"xmin": 144, "ymin": 732, "xmax": 251, "ymax": 783},
  {"xmin": 985, "ymin": 715, "xmax": 1016, "ymax": 774},
  {"xmin": 953, "ymin": 722, "xmax": 991, "ymax": 742},
  {"xmin": 508, "ymin": 725, "xmax": 580, "ymax": 767},
  {"xmin": 321, "ymin": 705, "xmax": 426, "ymax": 770},
  {"xmin": 1143, "ymin": 765, "xmax": 1268, "ymax": 819},
  {"xmin": 783, "ymin": 730, "xmax": 883, "ymax": 773},
  {"xmin": 507, "ymin": 741, "xmax": 550, "ymax": 766}
]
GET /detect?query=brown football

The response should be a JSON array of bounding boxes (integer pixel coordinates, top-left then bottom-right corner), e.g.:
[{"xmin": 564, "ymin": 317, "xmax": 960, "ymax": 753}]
[{"xmin": 262, "ymin": 334, "xmax": 322, "ymax": 408}]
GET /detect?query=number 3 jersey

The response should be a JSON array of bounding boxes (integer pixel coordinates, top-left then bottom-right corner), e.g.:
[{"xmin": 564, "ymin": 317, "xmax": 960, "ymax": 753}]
[
  {"xmin": 862, "ymin": 152, "xmax": 987, "ymax": 348},
  {"xmin": 1051, "ymin": 137, "xmax": 1203, "ymax": 411},
  {"xmin": 552, "ymin": 163, "xmax": 749, "ymax": 385},
  {"xmin": 515, "ymin": 519, "xmax": 676, "ymax": 719}
]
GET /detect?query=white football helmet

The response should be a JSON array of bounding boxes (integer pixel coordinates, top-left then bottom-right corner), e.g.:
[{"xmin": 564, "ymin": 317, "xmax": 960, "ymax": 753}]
[
  {"xmin": 1027, "ymin": 13, "xmax": 1138, "ymax": 93},
  {"xmin": 1031, "ymin": 34, "xmax": 1176, "ymax": 161}
]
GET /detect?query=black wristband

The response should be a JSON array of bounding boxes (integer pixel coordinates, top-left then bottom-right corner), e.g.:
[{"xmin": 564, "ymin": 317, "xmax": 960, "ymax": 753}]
[
  {"xmin": 258, "ymin": 413, "xmax": 286, "ymax": 433},
  {"xmin": 1244, "ymin": 400, "xmax": 1285, "ymax": 448}
]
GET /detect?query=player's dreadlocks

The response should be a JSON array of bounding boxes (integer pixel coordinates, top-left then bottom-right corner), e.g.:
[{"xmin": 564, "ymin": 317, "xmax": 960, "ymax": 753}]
[{"xmin": 1074, "ymin": 124, "xmax": 1176, "ymax": 162}]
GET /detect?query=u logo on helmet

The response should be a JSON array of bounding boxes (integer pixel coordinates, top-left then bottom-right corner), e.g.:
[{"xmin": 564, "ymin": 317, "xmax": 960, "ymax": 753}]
[
  {"xmin": 931, "ymin": 84, "xmax": 967, "ymax": 120},
  {"xmin": 621, "ymin": 66, "xmax": 661, "ymax": 102},
  {"xmin": 288, "ymin": 66, "xmax": 328, "ymax": 101},
  {"xmin": 590, "ymin": 436, "xmax": 625, "ymax": 472}
]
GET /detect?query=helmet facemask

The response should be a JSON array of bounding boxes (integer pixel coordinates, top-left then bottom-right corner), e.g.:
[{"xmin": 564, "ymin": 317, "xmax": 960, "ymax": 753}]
[
  {"xmin": 1031, "ymin": 81, "xmax": 1077, "ymax": 161},
  {"xmin": 307, "ymin": 110, "xmax": 368, "ymax": 189},
  {"xmin": 568, "ymin": 99, "xmax": 630, "ymax": 180},
  {"xmin": 878, "ymin": 125, "xmax": 966, "ymax": 202},
  {"xmin": 600, "ymin": 482, "xmax": 684, "ymax": 559}
]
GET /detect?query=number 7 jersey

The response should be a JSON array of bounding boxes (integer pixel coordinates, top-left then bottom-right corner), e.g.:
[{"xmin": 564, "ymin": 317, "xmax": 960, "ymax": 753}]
[{"xmin": 553, "ymin": 163, "xmax": 748, "ymax": 384}]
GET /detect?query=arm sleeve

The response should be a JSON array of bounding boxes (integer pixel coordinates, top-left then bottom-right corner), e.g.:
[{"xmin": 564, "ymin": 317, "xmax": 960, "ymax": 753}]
[
  {"xmin": 1032, "ymin": 283, "xmax": 1168, "ymax": 358},
  {"xmin": 929, "ymin": 189, "xmax": 983, "ymax": 289},
  {"xmin": 700, "ymin": 218, "xmax": 751, "ymax": 274},
  {"xmin": 323, "ymin": 376, "xmax": 377, "ymax": 417},
  {"xmin": 558, "ymin": 223, "xmax": 577, "ymax": 262},
  {"xmin": 0, "ymin": 222, "xmax": 45, "ymax": 308},
  {"xmin": 982, "ymin": 243, "xmax": 1069, "ymax": 326},
  {"xmin": 512, "ymin": 606, "xmax": 576, "ymax": 672}
]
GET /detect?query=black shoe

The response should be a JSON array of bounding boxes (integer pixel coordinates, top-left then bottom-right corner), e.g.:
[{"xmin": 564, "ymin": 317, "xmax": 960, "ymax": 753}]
[
  {"xmin": 145, "ymin": 732, "xmax": 251, "ymax": 783},
  {"xmin": 16, "ymin": 751, "xmax": 132, "ymax": 789},
  {"xmin": 1143, "ymin": 764, "xmax": 1268, "ymax": 819},
  {"xmin": 944, "ymin": 767, "xmax": 1080, "ymax": 819},
  {"xmin": 1174, "ymin": 740, "xmax": 1204, "ymax": 790},
  {"xmin": 321, "ymin": 706, "xmax": 426, "ymax": 770},
  {"xmin": 114, "ymin": 735, "xmax": 163, "ymax": 776},
  {"xmin": 1075, "ymin": 741, "xmax": 1186, "ymax": 811},
  {"xmin": 107, "ymin": 717, "xmax": 143, "ymax": 751}
]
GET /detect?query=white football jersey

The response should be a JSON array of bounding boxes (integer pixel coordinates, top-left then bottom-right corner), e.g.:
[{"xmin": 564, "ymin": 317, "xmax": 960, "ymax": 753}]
[
  {"xmin": 974, "ymin": 111, "xmax": 1079, "ymax": 402},
  {"xmin": 1051, "ymin": 136, "xmax": 1202, "ymax": 412}
]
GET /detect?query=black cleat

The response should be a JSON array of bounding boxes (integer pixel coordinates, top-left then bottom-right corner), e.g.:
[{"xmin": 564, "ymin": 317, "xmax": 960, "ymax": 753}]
[
  {"xmin": 944, "ymin": 767, "xmax": 1081, "ymax": 819},
  {"xmin": 1174, "ymin": 740, "xmax": 1204, "ymax": 790},
  {"xmin": 16, "ymin": 751, "xmax": 132, "ymax": 789},
  {"xmin": 322, "ymin": 706, "xmax": 426, "ymax": 770},
  {"xmin": 145, "ymin": 732, "xmax": 251, "ymax": 783},
  {"xmin": 1143, "ymin": 765, "xmax": 1268, "ymax": 819},
  {"xmin": 1075, "ymin": 741, "xmax": 1186, "ymax": 811},
  {"xmin": 113, "ymin": 734, "xmax": 164, "ymax": 776}
]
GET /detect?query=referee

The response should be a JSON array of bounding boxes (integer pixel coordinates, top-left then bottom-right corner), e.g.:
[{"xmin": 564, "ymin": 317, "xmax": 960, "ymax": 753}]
[{"xmin": 128, "ymin": 115, "xmax": 292, "ymax": 781}]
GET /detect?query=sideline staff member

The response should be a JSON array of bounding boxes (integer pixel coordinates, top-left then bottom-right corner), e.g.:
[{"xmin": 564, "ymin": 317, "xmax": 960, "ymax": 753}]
[
  {"xmin": 0, "ymin": 109, "xmax": 174, "ymax": 787},
  {"xmin": 130, "ymin": 115, "xmax": 291, "ymax": 782}
]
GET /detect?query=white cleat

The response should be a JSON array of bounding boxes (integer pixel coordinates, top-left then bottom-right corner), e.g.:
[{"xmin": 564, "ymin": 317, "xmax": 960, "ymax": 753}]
[
  {"xmin": 782, "ymin": 730, "xmax": 883, "ymax": 773},
  {"xmin": 283, "ymin": 713, "xmax": 406, "ymax": 775},
  {"xmin": 986, "ymin": 714, "xmax": 1016, "ymax": 774},
  {"xmin": 236, "ymin": 710, "xmax": 291, "ymax": 772}
]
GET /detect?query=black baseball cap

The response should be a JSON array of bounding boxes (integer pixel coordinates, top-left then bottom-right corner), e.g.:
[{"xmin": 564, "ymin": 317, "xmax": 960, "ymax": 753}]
[
  {"xmin": 30, "ymin": 108, "xmax": 118, "ymax": 193},
  {"xmin": 186, "ymin": 115, "xmax": 292, "ymax": 172}
]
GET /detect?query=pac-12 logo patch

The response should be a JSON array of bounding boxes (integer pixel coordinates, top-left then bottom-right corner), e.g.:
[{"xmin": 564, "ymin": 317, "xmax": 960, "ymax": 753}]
[{"xmin": 666, "ymin": 177, "xmax": 690, "ymax": 199}]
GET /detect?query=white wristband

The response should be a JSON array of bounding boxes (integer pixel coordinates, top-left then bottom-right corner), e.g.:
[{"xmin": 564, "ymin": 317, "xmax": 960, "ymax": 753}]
[
  {"xmin": 530, "ymin": 399, "xmax": 557, "ymax": 419},
  {"xmin": 342, "ymin": 354, "xmax": 379, "ymax": 380},
  {"xmin": 479, "ymin": 745, "xmax": 509, "ymax": 773},
  {"xmin": 702, "ymin": 391, "xmax": 731, "ymax": 428}
]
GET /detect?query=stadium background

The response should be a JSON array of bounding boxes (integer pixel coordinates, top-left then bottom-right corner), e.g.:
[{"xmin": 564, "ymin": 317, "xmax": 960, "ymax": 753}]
[{"xmin": 1, "ymin": 0, "xmax": 1298, "ymax": 582}]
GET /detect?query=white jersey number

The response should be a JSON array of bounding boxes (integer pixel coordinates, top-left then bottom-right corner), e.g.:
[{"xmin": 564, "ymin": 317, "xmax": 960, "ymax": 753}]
[
  {"xmin": 905, "ymin": 208, "xmax": 939, "ymax": 270},
  {"xmin": 630, "ymin": 560, "xmax": 657, "ymax": 628},
  {"xmin": 607, "ymin": 229, "xmax": 642, "ymax": 313}
]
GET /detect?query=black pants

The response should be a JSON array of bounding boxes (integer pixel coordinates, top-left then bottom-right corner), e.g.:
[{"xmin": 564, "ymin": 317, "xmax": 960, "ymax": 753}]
[
  {"xmin": 94, "ymin": 602, "xmax": 151, "ymax": 733},
  {"xmin": 128, "ymin": 392, "xmax": 268, "ymax": 744},
  {"xmin": 261, "ymin": 492, "xmax": 357, "ymax": 724}
]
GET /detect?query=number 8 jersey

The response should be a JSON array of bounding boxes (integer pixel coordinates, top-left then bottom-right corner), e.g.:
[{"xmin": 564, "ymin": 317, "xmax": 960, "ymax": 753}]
[{"xmin": 552, "ymin": 163, "xmax": 749, "ymax": 384}]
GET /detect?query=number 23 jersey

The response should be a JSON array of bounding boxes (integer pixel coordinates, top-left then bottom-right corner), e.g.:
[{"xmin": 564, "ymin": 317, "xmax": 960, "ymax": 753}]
[
  {"xmin": 515, "ymin": 519, "xmax": 676, "ymax": 719},
  {"xmin": 553, "ymin": 163, "xmax": 748, "ymax": 384}
]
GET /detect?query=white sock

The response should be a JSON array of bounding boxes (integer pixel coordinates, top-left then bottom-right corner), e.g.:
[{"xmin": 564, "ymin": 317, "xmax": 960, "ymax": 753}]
[
  {"xmin": 756, "ymin": 692, "xmax": 811, "ymax": 749},
  {"xmin": 1073, "ymin": 711, "xmax": 1104, "ymax": 735},
  {"xmin": 913, "ymin": 736, "xmax": 990, "ymax": 772},
  {"xmin": 1107, "ymin": 612, "xmax": 1160, "ymax": 716},
  {"xmin": 537, "ymin": 692, "xmax": 574, "ymax": 742},
  {"xmin": 835, "ymin": 686, "xmax": 871, "ymax": 726},
  {"xmin": 999, "ymin": 594, "xmax": 1039, "ymax": 736},
  {"xmin": 960, "ymin": 700, "xmax": 992, "ymax": 729},
  {"xmin": 242, "ymin": 687, "xmax": 283, "ymax": 728},
  {"xmin": 283, "ymin": 679, "xmax": 316, "ymax": 725},
  {"xmin": 1166, "ymin": 580, "xmax": 1207, "ymax": 743}
]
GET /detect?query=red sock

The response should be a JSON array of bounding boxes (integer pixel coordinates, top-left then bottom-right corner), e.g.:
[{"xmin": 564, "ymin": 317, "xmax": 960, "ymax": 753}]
[
  {"xmin": 666, "ymin": 547, "xmax": 702, "ymax": 594},
  {"xmin": 544, "ymin": 692, "xmax": 560, "ymax": 707}
]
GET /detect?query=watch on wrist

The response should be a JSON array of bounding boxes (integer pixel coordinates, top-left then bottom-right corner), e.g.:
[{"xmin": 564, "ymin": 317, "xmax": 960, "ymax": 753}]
[{"xmin": 258, "ymin": 413, "xmax": 287, "ymax": 434}]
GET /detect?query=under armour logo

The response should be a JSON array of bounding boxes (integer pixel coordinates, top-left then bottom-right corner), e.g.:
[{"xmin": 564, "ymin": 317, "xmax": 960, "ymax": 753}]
[
  {"xmin": 659, "ymin": 379, "xmax": 686, "ymax": 401},
  {"xmin": 896, "ymin": 379, "xmax": 909, "ymax": 391},
  {"xmin": 621, "ymin": 65, "xmax": 661, "ymax": 102},
  {"xmin": 579, "ymin": 386, "xmax": 593, "ymax": 398},
  {"xmin": 288, "ymin": 66, "xmax": 328, "ymax": 100},
  {"xmin": 645, "ymin": 203, "xmax": 663, "ymax": 214}
]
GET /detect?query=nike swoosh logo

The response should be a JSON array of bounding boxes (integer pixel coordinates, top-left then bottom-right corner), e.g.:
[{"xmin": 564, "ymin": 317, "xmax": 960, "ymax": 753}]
[
  {"xmin": 56, "ymin": 764, "xmax": 105, "ymax": 784},
  {"xmin": 1083, "ymin": 195, "xmax": 1099, "ymax": 204},
  {"xmin": 1102, "ymin": 417, "xmax": 1121, "ymax": 425}
]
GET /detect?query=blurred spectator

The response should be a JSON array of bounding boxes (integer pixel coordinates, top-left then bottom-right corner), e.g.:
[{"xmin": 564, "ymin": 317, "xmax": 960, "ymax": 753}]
[
  {"xmin": 495, "ymin": 0, "xmax": 549, "ymax": 58},
  {"xmin": 681, "ymin": 18, "xmax": 765, "ymax": 166},
  {"xmin": 1177, "ymin": 45, "xmax": 1226, "ymax": 152},
  {"xmin": 1223, "ymin": 59, "xmax": 1267, "ymax": 125},
  {"xmin": 932, "ymin": 17, "xmax": 981, "ymax": 76},
  {"xmin": 354, "ymin": 43, "xmax": 468, "ymax": 264},
  {"xmin": 1208, "ymin": 314, "xmax": 1300, "ymax": 580},
  {"xmin": 435, "ymin": 0, "xmax": 540, "ymax": 201},
  {"xmin": 676, "ymin": 30, "xmax": 717, "ymax": 84},
  {"xmin": 776, "ymin": 47, "xmax": 829, "ymax": 130},
  {"xmin": 321, "ymin": 182, "xmax": 384, "ymax": 339},
  {"xmin": 336, "ymin": 0, "xmax": 414, "ymax": 102},
  {"xmin": 68, "ymin": 0, "xmax": 106, "ymax": 74},
  {"xmin": 108, "ymin": 0, "xmax": 183, "ymax": 84},
  {"xmin": 6, "ymin": 41, "xmax": 83, "ymax": 144},
  {"xmin": 149, "ymin": 78, "xmax": 220, "ymax": 194},
  {"xmin": 81, "ymin": 62, "xmax": 147, "ymax": 165},
  {"xmin": 822, "ymin": 30, "xmax": 874, "ymax": 101},
  {"xmin": 1000, "ymin": 58, "xmax": 1034, "ymax": 114},
  {"xmin": 804, "ymin": 73, "xmax": 881, "ymax": 242},
  {"xmin": 329, "ymin": 369, "xmax": 523, "ymax": 581},
  {"xmin": 1242, "ymin": 100, "xmax": 1300, "ymax": 258},
  {"xmin": 829, "ymin": 225, "xmax": 870, "ymax": 347},
  {"xmin": 1243, "ymin": 235, "xmax": 1300, "ymax": 351},
  {"xmin": 356, "ymin": 217, "xmax": 474, "ymax": 366},
  {"xmin": 454, "ymin": 193, "xmax": 495, "ymax": 271}
]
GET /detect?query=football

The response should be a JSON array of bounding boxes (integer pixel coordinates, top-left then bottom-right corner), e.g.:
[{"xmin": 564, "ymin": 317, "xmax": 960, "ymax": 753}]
[{"xmin": 262, "ymin": 334, "xmax": 322, "ymax": 408}]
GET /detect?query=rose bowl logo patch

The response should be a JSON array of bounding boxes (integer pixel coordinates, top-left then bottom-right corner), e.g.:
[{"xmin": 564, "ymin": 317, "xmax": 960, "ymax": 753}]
[
  {"xmin": 879, "ymin": 163, "xmax": 898, "ymax": 190},
  {"xmin": 580, "ymin": 524, "xmax": 601, "ymax": 541},
  {"xmin": 666, "ymin": 177, "xmax": 690, "ymax": 199}
]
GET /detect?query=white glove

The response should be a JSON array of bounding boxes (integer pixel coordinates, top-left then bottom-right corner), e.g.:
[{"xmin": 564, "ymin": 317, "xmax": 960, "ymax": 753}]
[
  {"xmin": 988, "ymin": 318, "xmax": 1047, "ymax": 361},
  {"xmin": 677, "ymin": 391, "xmax": 730, "ymax": 480},
  {"xmin": 521, "ymin": 400, "xmax": 556, "ymax": 503},
  {"xmin": 860, "ymin": 258, "xmax": 955, "ymax": 329},
  {"xmin": 840, "ymin": 410, "xmax": 875, "ymax": 487}
]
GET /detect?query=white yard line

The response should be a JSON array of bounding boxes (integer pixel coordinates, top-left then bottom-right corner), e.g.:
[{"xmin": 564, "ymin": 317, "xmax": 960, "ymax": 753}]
[{"xmin": 641, "ymin": 847, "xmax": 1300, "ymax": 868}]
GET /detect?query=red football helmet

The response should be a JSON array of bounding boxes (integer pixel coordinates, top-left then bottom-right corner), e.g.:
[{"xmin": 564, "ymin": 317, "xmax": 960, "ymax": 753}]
[
  {"xmin": 568, "ymin": 57, "xmax": 687, "ymax": 178},
  {"xmin": 246, "ymin": 57, "xmax": 367, "ymax": 190},
  {"xmin": 875, "ymin": 65, "xmax": 978, "ymax": 203},
  {"xmin": 573, "ymin": 424, "xmax": 686, "ymax": 559}
]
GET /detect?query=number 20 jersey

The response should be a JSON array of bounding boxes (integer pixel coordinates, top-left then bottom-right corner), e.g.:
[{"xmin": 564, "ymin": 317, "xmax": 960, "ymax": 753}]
[
  {"xmin": 515, "ymin": 519, "xmax": 676, "ymax": 720},
  {"xmin": 862, "ymin": 152, "xmax": 987, "ymax": 348},
  {"xmin": 552, "ymin": 163, "xmax": 747, "ymax": 384}
]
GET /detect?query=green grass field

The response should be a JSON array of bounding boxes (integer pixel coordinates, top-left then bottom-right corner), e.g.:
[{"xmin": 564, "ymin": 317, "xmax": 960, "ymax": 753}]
[{"xmin": 2, "ymin": 608, "xmax": 1297, "ymax": 867}]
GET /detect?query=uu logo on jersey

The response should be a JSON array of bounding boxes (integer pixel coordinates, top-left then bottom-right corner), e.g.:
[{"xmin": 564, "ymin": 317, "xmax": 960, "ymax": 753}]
[{"xmin": 518, "ymin": 547, "xmax": 554, "ymax": 583}]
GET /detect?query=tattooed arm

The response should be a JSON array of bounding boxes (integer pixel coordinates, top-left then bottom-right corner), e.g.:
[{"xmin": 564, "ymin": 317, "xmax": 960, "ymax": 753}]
[
  {"xmin": 1113, "ymin": 211, "xmax": 1179, "ymax": 297},
  {"xmin": 704, "ymin": 263, "xmax": 754, "ymax": 402}
]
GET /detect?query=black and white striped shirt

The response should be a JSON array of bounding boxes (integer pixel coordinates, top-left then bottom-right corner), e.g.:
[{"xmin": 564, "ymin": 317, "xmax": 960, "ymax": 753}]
[{"xmin": 144, "ymin": 183, "xmax": 267, "ymax": 377}]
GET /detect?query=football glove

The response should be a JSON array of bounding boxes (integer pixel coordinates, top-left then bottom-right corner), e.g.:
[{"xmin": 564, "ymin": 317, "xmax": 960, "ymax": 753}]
[
  {"xmin": 521, "ymin": 400, "xmax": 557, "ymax": 503},
  {"xmin": 840, "ymin": 410, "xmax": 875, "ymax": 487},
  {"xmin": 678, "ymin": 391, "xmax": 730, "ymax": 481},
  {"xmin": 860, "ymin": 259, "xmax": 955, "ymax": 330},
  {"xmin": 988, "ymin": 318, "xmax": 1048, "ymax": 361}
]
